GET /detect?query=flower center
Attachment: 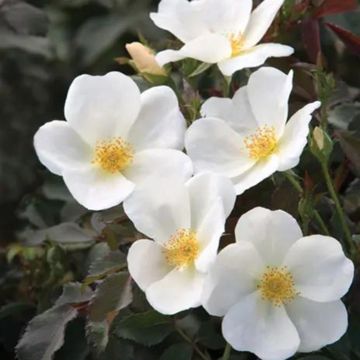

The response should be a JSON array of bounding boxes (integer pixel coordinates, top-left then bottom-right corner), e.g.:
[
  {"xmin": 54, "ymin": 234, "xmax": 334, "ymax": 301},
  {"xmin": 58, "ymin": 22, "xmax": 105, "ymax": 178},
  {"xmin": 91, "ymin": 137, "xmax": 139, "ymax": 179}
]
[
  {"xmin": 229, "ymin": 33, "xmax": 245, "ymax": 57},
  {"xmin": 244, "ymin": 125, "xmax": 277, "ymax": 160},
  {"xmin": 163, "ymin": 229, "xmax": 199, "ymax": 269},
  {"xmin": 257, "ymin": 266, "xmax": 298, "ymax": 306},
  {"xmin": 92, "ymin": 137, "xmax": 134, "ymax": 173}
]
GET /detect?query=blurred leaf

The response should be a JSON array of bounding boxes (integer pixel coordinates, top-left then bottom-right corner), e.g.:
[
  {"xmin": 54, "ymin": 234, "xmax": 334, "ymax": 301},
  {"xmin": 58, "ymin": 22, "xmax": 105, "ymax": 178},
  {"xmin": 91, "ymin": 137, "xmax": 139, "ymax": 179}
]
[
  {"xmin": 75, "ymin": 13, "xmax": 143, "ymax": 66},
  {"xmin": 16, "ymin": 305, "xmax": 77, "ymax": 360},
  {"xmin": 325, "ymin": 22, "xmax": 360, "ymax": 57},
  {"xmin": 113, "ymin": 310, "xmax": 173, "ymax": 346},
  {"xmin": 197, "ymin": 320, "xmax": 225, "ymax": 350},
  {"xmin": 328, "ymin": 102, "xmax": 360, "ymax": 130},
  {"xmin": 344, "ymin": 179, "xmax": 360, "ymax": 215},
  {"xmin": 336, "ymin": 130, "xmax": 360, "ymax": 175},
  {"xmin": 313, "ymin": 0, "xmax": 357, "ymax": 18},
  {"xmin": 159, "ymin": 343, "xmax": 193, "ymax": 360},
  {"xmin": 100, "ymin": 336, "xmax": 134, "ymax": 360},
  {"xmin": 0, "ymin": 31, "xmax": 52, "ymax": 57},
  {"xmin": 0, "ymin": 1, "xmax": 48, "ymax": 35},
  {"xmin": 0, "ymin": 303, "xmax": 34, "ymax": 321},
  {"xmin": 89, "ymin": 272, "xmax": 132, "ymax": 322}
]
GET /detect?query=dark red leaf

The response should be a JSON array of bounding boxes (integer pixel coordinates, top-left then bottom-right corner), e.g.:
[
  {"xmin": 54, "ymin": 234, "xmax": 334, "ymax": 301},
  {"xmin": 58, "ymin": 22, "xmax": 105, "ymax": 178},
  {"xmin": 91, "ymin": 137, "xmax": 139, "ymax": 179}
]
[
  {"xmin": 314, "ymin": 0, "xmax": 357, "ymax": 18},
  {"xmin": 301, "ymin": 18, "xmax": 322, "ymax": 63},
  {"xmin": 326, "ymin": 22, "xmax": 360, "ymax": 57}
]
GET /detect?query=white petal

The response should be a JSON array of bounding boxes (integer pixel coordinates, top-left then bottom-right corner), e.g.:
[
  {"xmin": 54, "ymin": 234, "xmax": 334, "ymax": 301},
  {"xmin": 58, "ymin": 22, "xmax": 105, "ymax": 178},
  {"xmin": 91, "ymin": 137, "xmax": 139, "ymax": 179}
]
[
  {"xmin": 244, "ymin": 0, "xmax": 286, "ymax": 48},
  {"xmin": 157, "ymin": 33, "xmax": 232, "ymax": 66},
  {"xmin": 222, "ymin": 293, "xmax": 300, "ymax": 360},
  {"xmin": 287, "ymin": 297, "xmax": 348, "ymax": 352},
  {"xmin": 123, "ymin": 176, "xmax": 191, "ymax": 244},
  {"xmin": 127, "ymin": 86, "xmax": 186, "ymax": 151},
  {"xmin": 62, "ymin": 167, "xmax": 134, "ymax": 211},
  {"xmin": 127, "ymin": 239, "xmax": 172, "ymax": 291},
  {"xmin": 151, "ymin": 0, "xmax": 252, "ymax": 43},
  {"xmin": 277, "ymin": 101, "xmax": 321, "ymax": 171},
  {"xmin": 64, "ymin": 72, "xmax": 141, "ymax": 145},
  {"xmin": 201, "ymin": 87, "xmax": 257, "ymax": 134},
  {"xmin": 187, "ymin": 172, "xmax": 236, "ymax": 227},
  {"xmin": 155, "ymin": 50, "xmax": 189, "ymax": 67},
  {"xmin": 218, "ymin": 43, "xmax": 294, "ymax": 76},
  {"xmin": 185, "ymin": 118, "xmax": 254, "ymax": 178},
  {"xmin": 123, "ymin": 149, "xmax": 193, "ymax": 185},
  {"xmin": 283, "ymin": 235, "xmax": 354, "ymax": 302},
  {"xmin": 202, "ymin": 242, "xmax": 263, "ymax": 316},
  {"xmin": 232, "ymin": 154, "xmax": 279, "ymax": 195},
  {"xmin": 235, "ymin": 207, "xmax": 303, "ymax": 265},
  {"xmin": 150, "ymin": 0, "xmax": 208, "ymax": 43},
  {"xmin": 194, "ymin": 199, "xmax": 225, "ymax": 273},
  {"xmin": 200, "ymin": 0, "xmax": 252, "ymax": 35},
  {"xmin": 146, "ymin": 267, "xmax": 204, "ymax": 315},
  {"xmin": 34, "ymin": 120, "xmax": 91, "ymax": 176},
  {"xmin": 246, "ymin": 67, "xmax": 293, "ymax": 137}
]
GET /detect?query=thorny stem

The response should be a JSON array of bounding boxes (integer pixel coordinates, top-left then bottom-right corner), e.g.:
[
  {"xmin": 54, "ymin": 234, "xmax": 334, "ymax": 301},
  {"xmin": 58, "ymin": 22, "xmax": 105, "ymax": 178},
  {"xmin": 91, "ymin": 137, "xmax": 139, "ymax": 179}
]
[
  {"xmin": 283, "ymin": 171, "xmax": 330, "ymax": 235},
  {"xmin": 222, "ymin": 343, "xmax": 232, "ymax": 360},
  {"xmin": 320, "ymin": 162, "xmax": 357, "ymax": 256},
  {"xmin": 175, "ymin": 324, "xmax": 211, "ymax": 360}
]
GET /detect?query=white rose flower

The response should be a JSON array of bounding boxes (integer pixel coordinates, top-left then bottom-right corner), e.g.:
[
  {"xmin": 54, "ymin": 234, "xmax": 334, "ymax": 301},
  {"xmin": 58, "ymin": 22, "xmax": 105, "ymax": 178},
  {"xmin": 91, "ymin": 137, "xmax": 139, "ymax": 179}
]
[
  {"xmin": 125, "ymin": 173, "xmax": 236, "ymax": 315},
  {"xmin": 151, "ymin": 0, "xmax": 294, "ymax": 76},
  {"xmin": 185, "ymin": 67, "xmax": 321, "ymax": 195},
  {"xmin": 202, "ymin": 207, "xmax": 354, "ymax": 360},
  {"xmin": 34, "ymin": 72, "xmax": 192, "ymax": 210}
]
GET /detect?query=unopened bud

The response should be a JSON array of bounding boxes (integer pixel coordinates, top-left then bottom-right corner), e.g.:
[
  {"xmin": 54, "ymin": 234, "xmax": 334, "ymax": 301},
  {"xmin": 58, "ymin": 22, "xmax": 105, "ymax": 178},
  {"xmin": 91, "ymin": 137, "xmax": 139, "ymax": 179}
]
[{"xmin": 126, "ymin": 42, "xmax": 166, "ymax": 77}]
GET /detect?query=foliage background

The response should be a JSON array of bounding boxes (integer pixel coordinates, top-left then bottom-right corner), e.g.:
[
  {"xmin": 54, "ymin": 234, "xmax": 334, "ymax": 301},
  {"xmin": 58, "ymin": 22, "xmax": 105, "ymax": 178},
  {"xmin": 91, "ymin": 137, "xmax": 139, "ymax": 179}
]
[{"xmin": 0, "ymin": 0, "xmax": 359, "ymax": 360}]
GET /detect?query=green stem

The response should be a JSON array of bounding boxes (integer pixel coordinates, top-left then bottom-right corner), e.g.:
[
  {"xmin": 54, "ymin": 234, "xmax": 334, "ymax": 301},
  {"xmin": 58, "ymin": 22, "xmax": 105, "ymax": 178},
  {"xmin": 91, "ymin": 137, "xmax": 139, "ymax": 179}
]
[
  {"xmin": 283, "ymin": 171, "xmax": 331, "ymax": 236},
  {"xmin": 320, "ymin": 162, "xmax": 356, "ymax": 255},
  {"xmin": 313, "ymin": 211, "xmax": 330, "ymax": 236},
  {"xmin": 175, "ymin": 325, "xmax": 210, "ymax": 360},
  {"xmin": 222, "ymin": 343, "xmax": 232, "ymax": 360}
]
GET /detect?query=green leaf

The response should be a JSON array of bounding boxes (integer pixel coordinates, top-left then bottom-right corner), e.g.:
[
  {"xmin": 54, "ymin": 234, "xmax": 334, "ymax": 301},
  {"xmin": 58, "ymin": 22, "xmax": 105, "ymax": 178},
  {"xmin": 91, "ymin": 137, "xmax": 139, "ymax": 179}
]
[
  {"xmin": 88, "ymin": 250, "xmax": 127, "ymax": 277},
  {"xmin": 197, "ymin": 320, "xmax": 225, "ymax": 350},
  {"xmin": 89, "ymin": 272, "xmax": 132, "ymax": 322},
  {"xmin": 16, "ymin": 305, "xmax": 77, "ymax": 360},
  {"xmin": 328, "ymin": 102, "xmax": 360, "ymax": 130},
  {"xmin": 188, "ymin": 62, "xmax": 212, "ymax": 78},
  {"xmin": 159, "ymin": 343, "xmax": 193, "ymax": 360},
  {"xmin": 86, "ymin": 321, "xmax": 109, "ymax": 355},
  {"xmin": 113, "ymin": 310, "xmax": 173, "ymax": 346},
  {"xmin": 55, "ymin": 283, "xmax": 93, "ymax": 307}
]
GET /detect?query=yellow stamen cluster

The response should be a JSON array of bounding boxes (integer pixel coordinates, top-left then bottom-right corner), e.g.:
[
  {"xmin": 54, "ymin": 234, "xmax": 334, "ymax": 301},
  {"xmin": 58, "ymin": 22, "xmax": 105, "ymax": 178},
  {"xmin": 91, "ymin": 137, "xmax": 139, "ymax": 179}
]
[
  {"xmin": 92, "ymin": 137, "xmax": 134, "ymax": 173},
  {"xmin": 229, "ymin": 33, "xmax": 245, "ymax": 57},
  {"xmin": 244, "ymin": 125, "xmax": 277, "ymax": 160},
  {"xmin": 164, "ymin": 229, "xmax": 199, "ymax": 269},
  {"xmin": 257, "ymin": 266, "xmax": 299, "ymax": 306}
]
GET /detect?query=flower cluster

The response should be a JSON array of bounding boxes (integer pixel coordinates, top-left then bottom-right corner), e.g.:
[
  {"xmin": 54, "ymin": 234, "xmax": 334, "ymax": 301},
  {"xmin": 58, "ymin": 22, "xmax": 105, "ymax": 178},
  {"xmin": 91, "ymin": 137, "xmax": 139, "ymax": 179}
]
[{"xmin": 33, "ymin": 1, "xmax": 355, "ymax": 359}]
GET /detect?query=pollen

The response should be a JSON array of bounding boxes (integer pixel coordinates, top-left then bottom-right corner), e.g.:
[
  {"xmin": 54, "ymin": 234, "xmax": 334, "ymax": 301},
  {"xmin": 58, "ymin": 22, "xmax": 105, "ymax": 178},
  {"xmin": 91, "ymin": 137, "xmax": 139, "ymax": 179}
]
[
  {"xmin": 163, "ymin": 229, "xmax": 200, "ymax": 269},
  {"xmin": 92, "ymin": 137, "xmax": 134, "ymax": 173},
  {"xmin": 257, "ymin": 266, "xmax": 299, "ymax": 306},
  {"xmin": 244, "ymin": 125, "xmax": 277, "ymax": 160},
  {"xmin": 229, "ymin": 33, "xmax": 245, "ymax": 57}
]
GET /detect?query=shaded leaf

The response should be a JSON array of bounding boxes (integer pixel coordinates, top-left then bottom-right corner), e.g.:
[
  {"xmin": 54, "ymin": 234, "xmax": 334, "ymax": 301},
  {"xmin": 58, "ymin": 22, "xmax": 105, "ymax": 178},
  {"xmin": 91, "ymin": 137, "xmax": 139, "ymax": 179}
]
[
  {"xmin": 16, "ymin": 305, "xmax": 77, "ymax": 360},
  {"xmin": 89, "ymin": 272, "xmax": 132, "ymax": 322},
  {"xmin": 188, "ymin": 62, "xmax": 212, "ymax": 78},
  {"xmin": 301, "ymin": 18, "xmax": 321, "ymax": 64},
  {"xmin": 328, "ymin": 102, "xmax": 360, "ymax": 130},
  {"xmin": 159, "ymin": 343, "xmax": 193, "ymax": 360},
  {"xmin": 113, "ymin": 310, "xmax": 173, "ymax": 346}
]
